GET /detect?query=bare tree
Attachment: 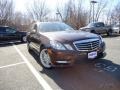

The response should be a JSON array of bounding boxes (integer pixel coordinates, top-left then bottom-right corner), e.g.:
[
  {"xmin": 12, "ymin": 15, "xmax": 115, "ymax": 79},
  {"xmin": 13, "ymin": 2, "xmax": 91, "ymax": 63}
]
[
  {"xmin": 56, "ymin": 0, "xmax": 88, "ymax": 29},
  {"xmin": 0, "ymin": 0, "xmax": 14, "ymax": 25},
  {"xmin": 0, "ymin": 0, "xmax": 31, "ymax": 31},
  {"xmin": 94, "ymin": 0, "xmax": 108, "ymax": 21},
  {"xmin": 11, "ymin": 12, "xmax": 31, "ymax": 31},
  {"xmin": 89, "ymin": 0, "xmax": 108, "ymax": 22},
  {"xmin": 27, "ymin": 0, "xmax": 50, "ymax": 21},
  {"xmin": 111, "ymin": 2, "xmax": 120, "ymax": 25}
]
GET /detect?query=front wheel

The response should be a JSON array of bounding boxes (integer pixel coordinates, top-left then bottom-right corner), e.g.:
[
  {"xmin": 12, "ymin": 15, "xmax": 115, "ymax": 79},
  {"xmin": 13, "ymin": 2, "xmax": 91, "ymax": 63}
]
[
  {"xmin": 39, "ymin": 47, "xmax": 52, "ymax": 69},
  {"xmin": 97, "ymin": 52, "xmax": 106, "ymax": 59}
]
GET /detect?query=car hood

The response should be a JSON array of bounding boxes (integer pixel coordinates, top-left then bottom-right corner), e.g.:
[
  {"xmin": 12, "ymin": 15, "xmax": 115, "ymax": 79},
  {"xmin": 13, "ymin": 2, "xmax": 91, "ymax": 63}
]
[{"xmin": 40, "ymin": 30, "xmax": 99, "ymax": 43}]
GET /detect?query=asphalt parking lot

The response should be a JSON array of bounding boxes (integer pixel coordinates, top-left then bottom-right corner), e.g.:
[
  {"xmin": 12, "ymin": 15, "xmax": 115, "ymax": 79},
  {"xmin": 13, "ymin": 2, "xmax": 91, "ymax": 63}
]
[{"xmin": 0, "ymin": 35, "xmax": 120, "ymax": 90}]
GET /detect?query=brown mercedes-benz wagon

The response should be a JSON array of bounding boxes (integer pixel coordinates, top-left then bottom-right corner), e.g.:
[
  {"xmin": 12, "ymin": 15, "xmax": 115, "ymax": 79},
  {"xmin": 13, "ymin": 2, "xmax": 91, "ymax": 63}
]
[{"xmin": 27, "ymin": 22, "xmax": 106, "ymax": 69}]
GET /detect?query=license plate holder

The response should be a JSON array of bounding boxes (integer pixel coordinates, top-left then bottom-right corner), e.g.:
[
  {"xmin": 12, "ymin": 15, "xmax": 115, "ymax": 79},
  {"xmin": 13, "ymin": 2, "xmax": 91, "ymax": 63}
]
[{"xmin": 88, "ymin": 51, "xmax": 97, "ymax": 59}]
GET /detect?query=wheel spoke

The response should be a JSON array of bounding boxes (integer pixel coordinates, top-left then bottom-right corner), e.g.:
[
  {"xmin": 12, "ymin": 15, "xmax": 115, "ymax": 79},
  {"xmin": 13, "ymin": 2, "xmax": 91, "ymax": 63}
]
[{"xmin": 40, "ymin": 49, "xmax": 51, "ymax": 68}]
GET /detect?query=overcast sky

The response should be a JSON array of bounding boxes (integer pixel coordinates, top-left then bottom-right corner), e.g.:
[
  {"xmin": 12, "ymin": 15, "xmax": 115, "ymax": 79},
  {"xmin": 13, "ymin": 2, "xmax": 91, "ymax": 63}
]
[
  {"xmin": 13, "ymin": 0, "xmax": 68, "ymax": 12},
  {"xmin": 13, "ymin": 0, "xmax": 119, "ymax": 13}
]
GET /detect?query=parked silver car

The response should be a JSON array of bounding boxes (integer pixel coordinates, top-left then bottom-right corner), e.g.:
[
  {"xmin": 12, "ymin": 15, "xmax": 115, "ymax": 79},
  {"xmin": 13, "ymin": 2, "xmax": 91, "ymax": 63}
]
[
  {"xmin": 112, "ymin": 25, "xmax": 120, "ymax": 34},
  {"xmin": 80, "ymin": 22, "xmax": 112, "ymax": 36}
]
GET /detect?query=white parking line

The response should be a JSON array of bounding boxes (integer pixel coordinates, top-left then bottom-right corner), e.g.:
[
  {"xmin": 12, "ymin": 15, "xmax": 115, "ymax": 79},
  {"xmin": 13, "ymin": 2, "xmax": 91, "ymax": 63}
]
[
  {"xmin": 0, "ymin": 62, "xmax": 25, "ymax": 69},
  {"xmin": 117, "ymin": 39, "xmax": 120, "ymax": 40},
  {"xmin": 13, "ymin": 44, "xmax": 53, "ymax": 90}
]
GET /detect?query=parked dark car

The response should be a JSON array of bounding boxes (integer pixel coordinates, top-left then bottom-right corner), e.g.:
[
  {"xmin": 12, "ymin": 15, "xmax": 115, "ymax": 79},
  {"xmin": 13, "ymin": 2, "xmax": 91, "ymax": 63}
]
[
  {"xmin": 80, "ymin": 22, "xmax": 112, "ymax": 36},
  {"xmin": 27, "ymin": 22, "xmax": 106, "ymax": 69},
  {"xmin": 0, "ymin": 26, "xmax": 27, "ymax": 43}
]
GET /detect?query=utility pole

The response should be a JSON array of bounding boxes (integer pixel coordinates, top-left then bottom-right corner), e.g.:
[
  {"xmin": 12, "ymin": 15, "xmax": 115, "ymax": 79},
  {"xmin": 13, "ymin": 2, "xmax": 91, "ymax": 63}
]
[
  {"xmin": 56, "ymin": 12, "xmax": 62, "ymax": 21},
  {"xmin": 90, "ymin": 0, "xmax": 97, "ymax": 22}
]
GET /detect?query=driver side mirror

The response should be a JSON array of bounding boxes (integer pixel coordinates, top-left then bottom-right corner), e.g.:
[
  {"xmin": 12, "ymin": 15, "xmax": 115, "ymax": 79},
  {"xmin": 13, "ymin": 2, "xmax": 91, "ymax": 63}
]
[{"xmin": 31, "ymin": 24, "xmax": 37, "ymax": 33}]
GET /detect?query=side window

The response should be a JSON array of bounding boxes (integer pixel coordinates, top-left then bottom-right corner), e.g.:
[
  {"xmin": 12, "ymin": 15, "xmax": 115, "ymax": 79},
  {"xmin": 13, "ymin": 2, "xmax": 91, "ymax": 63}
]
[{"xmin": 6, "ymin": 28, "xmax": 16, "ymax": 33}]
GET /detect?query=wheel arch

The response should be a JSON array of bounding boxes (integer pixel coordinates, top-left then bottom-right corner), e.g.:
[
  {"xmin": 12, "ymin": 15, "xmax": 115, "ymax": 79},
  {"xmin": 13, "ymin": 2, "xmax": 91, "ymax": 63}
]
[{"xmin": 39, "ymin": 44, "xmax": 51, "ymax": 52}]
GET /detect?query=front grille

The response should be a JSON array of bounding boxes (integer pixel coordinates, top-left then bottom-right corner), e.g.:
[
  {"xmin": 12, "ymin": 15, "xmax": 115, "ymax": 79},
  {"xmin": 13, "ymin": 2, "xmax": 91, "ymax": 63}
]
[{"xmin": 73, "ymin": 39, "xmax": 100, "ymax": 51}]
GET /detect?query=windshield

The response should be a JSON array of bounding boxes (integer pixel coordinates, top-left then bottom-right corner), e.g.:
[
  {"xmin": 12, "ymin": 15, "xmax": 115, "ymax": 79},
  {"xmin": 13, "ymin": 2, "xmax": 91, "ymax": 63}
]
[
  {"xmin": 94, "ymin": 22, "xmax": 105, "ymax": 27},
  {"xmin": 38, "ymin": 22, "xmax": 74, "ymax": 32}
]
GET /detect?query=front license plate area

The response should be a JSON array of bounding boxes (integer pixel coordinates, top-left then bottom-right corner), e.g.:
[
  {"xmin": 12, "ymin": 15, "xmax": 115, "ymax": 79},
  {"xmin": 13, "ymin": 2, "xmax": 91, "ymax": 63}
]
[{"xmin": 88, "ymin": 51, "xmax": 97, "ymax": 59}]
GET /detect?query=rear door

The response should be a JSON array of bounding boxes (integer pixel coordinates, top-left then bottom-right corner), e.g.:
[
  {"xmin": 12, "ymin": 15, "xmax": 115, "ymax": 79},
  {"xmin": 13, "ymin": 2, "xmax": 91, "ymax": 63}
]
[{"xmin": 5, "ymin": 27, "xmax": 19, "ymax": 40}]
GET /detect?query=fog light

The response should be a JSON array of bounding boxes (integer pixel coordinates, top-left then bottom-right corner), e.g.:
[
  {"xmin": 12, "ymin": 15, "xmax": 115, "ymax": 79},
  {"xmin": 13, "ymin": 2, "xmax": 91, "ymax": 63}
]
[{"xmin": 56, "ymin": 61, "xmax": 69, "ymax": 63}]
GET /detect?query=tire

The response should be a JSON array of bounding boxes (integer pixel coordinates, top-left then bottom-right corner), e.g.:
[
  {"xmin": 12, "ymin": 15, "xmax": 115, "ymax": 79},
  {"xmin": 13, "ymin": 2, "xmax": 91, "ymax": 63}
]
[
  {"xmin": 96, "ymin": 52, "xmax": 106, "ymax": 59},
  {"xmin": 90, "ymin": 30, "xmax": 96, "ymax": 34},
  {"xmin": 107, "ymin": 29, "xmax": 112, "ymax": 36},
  {"xmin": 21, "ymin": 36, "xmax": 27, "ymax": 43},
  {"xmin": 107, "ymin": 32, "xmax": 111, "ymax": 36},
  {"xmin": 39, "ymin": 47, "xmax": 52, "ymax": 69}
]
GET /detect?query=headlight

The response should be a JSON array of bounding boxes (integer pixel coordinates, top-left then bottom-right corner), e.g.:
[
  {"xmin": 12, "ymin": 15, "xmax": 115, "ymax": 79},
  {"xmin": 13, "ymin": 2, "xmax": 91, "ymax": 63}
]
[
  {"xmin": 99, "ymin": 35, "xmax": 104, "ymax": 43},
  {"xmin": 64, "ymin": 44, "xmax": 74, "ymax": 50},
  {"xmin": 50, "ymin": 41, "xmax": 66, "ymax": 50}
]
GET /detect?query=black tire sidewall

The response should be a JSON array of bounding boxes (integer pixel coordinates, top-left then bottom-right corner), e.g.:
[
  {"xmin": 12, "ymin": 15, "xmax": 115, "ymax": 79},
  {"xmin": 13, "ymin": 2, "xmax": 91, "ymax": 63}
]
[{"xmin": 21, "ymin": 36, "xmax": 26, "ymax": 43}]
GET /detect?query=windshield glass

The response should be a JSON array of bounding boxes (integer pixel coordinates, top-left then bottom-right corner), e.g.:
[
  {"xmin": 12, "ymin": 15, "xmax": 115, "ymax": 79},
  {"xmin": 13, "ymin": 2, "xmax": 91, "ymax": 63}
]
[
  {"xmin": 38, "ymin": 22, "xmax": 74, "ymax": 32},
  {"xmin": 94, "ymin": 22, "xmax": 105, "ymax": 27}
]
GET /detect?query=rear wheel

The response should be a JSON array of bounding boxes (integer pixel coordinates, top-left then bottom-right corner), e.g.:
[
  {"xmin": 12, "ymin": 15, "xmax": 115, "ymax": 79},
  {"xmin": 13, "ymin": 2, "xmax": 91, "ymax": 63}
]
[
  {"xmin": 107, "ymin": 29, "xmax": 112, "ymax": 36},
  {"xmin": 39, "ymin": 47, "xmax": 52, "ymax": 69},
  {"xmin": 21, "ymin": 36, "xmax": 27, "ymax": 43},
  {"xmin": 90, "ymin": 30, "xmax": 96, "ymax": 34}
]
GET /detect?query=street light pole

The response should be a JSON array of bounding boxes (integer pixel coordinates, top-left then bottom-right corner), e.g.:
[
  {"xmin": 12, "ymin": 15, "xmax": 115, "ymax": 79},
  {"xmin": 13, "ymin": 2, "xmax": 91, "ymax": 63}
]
[
  {"xmin": 90, "ymin": 0, "xmax": 97, "ymax": 22},
  {"xmin": 56, "ymin": 12, "xmax": 62, "ymax": 21},
  {"xmin": 89, "ymin": 2, "xmax": 92, "ymax": 23}
]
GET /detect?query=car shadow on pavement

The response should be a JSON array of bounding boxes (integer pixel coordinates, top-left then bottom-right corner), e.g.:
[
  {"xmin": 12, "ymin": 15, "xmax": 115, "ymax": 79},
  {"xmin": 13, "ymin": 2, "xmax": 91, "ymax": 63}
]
[
  {"xmin": 102, "ymin": 34, "xmax": 120, "ymax": 38},
  {"xmin": 39, "ymin": 59, "xmax": 120, "ymax": 90},
  {"xmin": 0, "ymin": 41, "xmax": 25, "ymax": 47},
  {"xmin": 29, "ymin": 50, "xmax": 41, "ymax": 64},
  {"xmin": 29, "ymin": 50, "xmax": 120, "ymax": 90}
]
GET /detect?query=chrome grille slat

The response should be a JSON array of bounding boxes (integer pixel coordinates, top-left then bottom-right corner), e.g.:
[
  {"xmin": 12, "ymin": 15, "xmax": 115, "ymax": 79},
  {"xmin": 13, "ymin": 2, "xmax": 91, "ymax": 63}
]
[{"xmin": 73, "ymin": 39, "xmax": 100, "ymax": 51}]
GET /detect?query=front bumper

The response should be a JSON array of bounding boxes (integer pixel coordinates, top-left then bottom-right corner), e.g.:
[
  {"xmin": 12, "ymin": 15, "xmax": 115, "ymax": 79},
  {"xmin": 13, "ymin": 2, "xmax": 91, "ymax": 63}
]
[
  {"xmin": 47, "ymin": 42, "xmax": 106, "ymax": 66},
  {"xmin": 95, "ymin": 30, "xmax": 107, "ymax": 34}
]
